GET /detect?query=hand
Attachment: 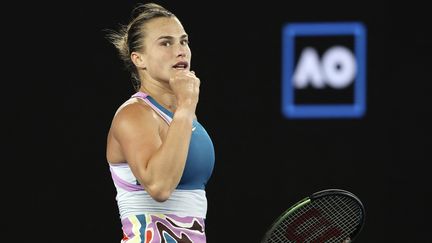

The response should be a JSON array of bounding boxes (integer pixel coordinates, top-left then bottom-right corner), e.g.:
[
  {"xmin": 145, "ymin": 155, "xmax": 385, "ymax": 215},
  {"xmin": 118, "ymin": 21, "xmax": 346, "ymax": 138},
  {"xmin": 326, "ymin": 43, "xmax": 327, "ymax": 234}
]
[{"xmin": 169, "ymin": 70, "xmax": 200, "ymax": 109}]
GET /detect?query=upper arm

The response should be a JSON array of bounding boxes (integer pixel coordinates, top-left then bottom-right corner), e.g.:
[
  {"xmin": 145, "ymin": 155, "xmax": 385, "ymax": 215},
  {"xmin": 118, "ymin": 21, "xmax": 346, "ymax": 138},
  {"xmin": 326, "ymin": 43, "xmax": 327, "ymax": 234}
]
[{"xmin": 111, "ymin": 102, "xmax": 162, "ymax": 185}]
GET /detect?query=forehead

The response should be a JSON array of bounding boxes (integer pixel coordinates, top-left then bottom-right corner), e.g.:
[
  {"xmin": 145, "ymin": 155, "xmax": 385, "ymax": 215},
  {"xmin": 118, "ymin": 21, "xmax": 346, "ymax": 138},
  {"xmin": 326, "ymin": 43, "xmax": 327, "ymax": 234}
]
[{"xmin": 144, "ymin": 17, "xmax": 187, "ymax": 40}]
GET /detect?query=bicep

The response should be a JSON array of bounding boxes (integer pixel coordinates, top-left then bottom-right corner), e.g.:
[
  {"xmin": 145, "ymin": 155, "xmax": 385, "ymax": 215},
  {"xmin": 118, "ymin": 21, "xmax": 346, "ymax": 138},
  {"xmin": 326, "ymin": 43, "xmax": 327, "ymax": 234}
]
[{"xmin": 112, "ymin": 105, "xmax": 162, "ymax": 178}]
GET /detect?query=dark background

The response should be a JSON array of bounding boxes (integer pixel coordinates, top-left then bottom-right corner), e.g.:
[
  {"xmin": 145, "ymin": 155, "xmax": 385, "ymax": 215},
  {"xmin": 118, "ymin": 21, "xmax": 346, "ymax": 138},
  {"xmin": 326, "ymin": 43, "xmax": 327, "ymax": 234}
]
[{"xmin": 4, "ymin": 1, "xmax": 431, "ymax": 242}]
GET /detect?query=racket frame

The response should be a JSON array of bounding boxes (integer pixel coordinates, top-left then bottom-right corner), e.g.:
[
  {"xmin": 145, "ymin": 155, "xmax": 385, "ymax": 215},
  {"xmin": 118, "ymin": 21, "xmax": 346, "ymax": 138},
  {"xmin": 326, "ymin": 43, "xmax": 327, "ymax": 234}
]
[{"xmin": 261, "ymin": 189, "xmax": 365, "ymax": 243}]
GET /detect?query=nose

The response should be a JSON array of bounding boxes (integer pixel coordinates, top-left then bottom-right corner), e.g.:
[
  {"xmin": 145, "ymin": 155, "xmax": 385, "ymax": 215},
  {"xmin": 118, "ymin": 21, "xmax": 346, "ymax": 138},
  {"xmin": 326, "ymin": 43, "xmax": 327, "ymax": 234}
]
[
  {"xmin": 177, "ymin": 52, "xmax": 186, "ymax": 58},
  {"xmin": 176, "ymin": 44, "xmax": 187, "ymax": 58}
]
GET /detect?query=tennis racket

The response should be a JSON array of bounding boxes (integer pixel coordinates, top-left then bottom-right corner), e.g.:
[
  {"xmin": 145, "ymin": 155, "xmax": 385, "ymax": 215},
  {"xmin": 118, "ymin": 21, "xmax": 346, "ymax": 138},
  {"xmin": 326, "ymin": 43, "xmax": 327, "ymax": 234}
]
[{"xmin": 261, "ymin": 189, "xmax": 365, "ymax": 243}]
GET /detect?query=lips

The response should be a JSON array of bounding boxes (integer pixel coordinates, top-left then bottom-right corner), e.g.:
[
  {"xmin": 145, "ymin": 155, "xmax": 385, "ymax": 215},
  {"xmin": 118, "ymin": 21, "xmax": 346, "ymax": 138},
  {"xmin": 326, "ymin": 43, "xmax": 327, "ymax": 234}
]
[{"xmin": 172, "ymin": 61, "xmax": 189, "ymax": 70}]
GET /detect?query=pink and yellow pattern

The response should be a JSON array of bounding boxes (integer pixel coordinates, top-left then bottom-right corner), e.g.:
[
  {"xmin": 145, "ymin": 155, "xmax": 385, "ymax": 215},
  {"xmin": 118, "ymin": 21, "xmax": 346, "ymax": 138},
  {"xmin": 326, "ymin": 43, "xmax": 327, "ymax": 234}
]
[{"xmin": 121, "ymin": 214, "xmax": 206, "ymax": 243}]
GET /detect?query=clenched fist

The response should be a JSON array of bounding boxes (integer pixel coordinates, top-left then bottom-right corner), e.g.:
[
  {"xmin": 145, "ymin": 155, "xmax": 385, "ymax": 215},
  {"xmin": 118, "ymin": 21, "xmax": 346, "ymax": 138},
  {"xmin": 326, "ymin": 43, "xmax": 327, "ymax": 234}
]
[{"xmin": 169, "ymin": 70, "xmax": 200, "ymax": 111}]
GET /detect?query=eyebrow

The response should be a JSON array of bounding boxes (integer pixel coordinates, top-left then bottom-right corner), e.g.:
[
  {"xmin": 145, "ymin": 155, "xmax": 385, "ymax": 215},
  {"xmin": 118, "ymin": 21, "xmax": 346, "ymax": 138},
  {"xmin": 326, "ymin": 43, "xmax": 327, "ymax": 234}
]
[{"xmin": 157, "ymin": 34, "xmax": 188, "ymax": 41}]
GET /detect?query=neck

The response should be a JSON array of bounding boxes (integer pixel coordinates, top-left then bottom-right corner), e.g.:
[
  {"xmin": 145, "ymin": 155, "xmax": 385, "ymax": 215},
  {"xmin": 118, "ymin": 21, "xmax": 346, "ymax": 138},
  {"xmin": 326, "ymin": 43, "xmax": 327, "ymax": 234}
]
[{"xmin": 139, "ymin": 78, "xmax": 177, "ymax": 112}]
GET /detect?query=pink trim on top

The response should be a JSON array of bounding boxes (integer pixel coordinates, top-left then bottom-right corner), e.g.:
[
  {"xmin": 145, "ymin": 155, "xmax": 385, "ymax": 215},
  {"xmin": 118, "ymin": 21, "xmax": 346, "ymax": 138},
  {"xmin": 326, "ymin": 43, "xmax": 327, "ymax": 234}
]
[
  {"xmin": 132, "ymin": 91, "xmax": 172, "ymax": 125},
  {"xmin": 109, "ymin": 166, "xmax": 143, "ymax": 192},
  {"xmin": 108, "ymin": 162, "xmax": 129, "ymax": 168}
]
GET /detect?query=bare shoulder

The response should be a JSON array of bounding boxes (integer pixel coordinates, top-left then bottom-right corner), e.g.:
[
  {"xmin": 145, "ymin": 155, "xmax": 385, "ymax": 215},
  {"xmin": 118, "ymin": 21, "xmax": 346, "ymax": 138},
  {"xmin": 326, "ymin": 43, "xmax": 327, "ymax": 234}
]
[
  {"xmin": 110, "ymin": 98, "xmax": 160, "ymax": 139},
  {"xmin": 107, "ymin": 98, "xmax": 162, "ymax": 164}
]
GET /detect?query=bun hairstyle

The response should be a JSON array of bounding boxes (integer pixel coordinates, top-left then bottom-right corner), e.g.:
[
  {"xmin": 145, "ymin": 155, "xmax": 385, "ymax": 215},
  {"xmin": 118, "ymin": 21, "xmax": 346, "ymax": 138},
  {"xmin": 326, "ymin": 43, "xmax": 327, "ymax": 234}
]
[{"xmin": 105, "ymin": 3, "xmax": 174, "ymax": 91}]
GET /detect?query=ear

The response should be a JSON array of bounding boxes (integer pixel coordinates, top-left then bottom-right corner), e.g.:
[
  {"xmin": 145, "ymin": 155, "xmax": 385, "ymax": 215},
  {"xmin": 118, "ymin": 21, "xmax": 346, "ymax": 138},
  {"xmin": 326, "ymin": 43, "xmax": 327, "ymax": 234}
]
[{"xmin": 131, "ymin": 51, "xmax": 146, "ymax": 69}]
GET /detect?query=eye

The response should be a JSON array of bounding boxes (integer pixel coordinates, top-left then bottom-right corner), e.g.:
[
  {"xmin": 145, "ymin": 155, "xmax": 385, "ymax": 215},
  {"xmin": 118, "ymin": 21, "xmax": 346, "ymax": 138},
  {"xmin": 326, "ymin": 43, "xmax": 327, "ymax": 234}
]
[
  {"xmin": 161, "ymin": 41, "xmax": 171, "ymax": 47},
  {"xmin": 181, "ymin": 39, "xmax": 189, "ymax": 45}
]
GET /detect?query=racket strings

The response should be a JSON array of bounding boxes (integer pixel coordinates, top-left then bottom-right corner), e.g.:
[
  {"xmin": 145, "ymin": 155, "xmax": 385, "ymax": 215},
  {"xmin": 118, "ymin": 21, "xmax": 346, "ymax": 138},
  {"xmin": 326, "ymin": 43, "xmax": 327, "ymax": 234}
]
[
  {"xmin": 313, "ymin": 196, "xmax": 361, "ymax": 241},
  {"xmin": 267, "ymin": 195, "xmax": 362, "ymax": 243}
]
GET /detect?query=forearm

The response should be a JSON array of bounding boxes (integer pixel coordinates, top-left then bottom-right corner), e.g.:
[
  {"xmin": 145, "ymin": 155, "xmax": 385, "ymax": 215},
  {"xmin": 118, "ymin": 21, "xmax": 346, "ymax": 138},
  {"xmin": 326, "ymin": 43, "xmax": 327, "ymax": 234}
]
[{"xmin": 142, "ymin": 107, "xmax": 195, "ymax": 199}]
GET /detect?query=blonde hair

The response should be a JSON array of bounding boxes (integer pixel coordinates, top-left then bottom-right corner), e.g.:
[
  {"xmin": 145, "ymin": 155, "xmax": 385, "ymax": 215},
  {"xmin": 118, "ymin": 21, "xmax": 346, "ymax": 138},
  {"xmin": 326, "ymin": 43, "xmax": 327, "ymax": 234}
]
[{"xmin": 105, "ymin": 3, "xmax": 174, "ymax": 91}]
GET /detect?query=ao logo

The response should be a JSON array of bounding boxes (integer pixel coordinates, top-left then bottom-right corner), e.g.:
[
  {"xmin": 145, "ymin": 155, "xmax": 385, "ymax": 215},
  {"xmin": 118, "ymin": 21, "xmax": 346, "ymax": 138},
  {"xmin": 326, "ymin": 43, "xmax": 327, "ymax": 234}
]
[
  {"xmin": 281, "ymin": 22, "xmax": 367, "ymax": 119},
  {"xmin": 294, "ymin": 46, "xmax": 356, "ymax": 89}
]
